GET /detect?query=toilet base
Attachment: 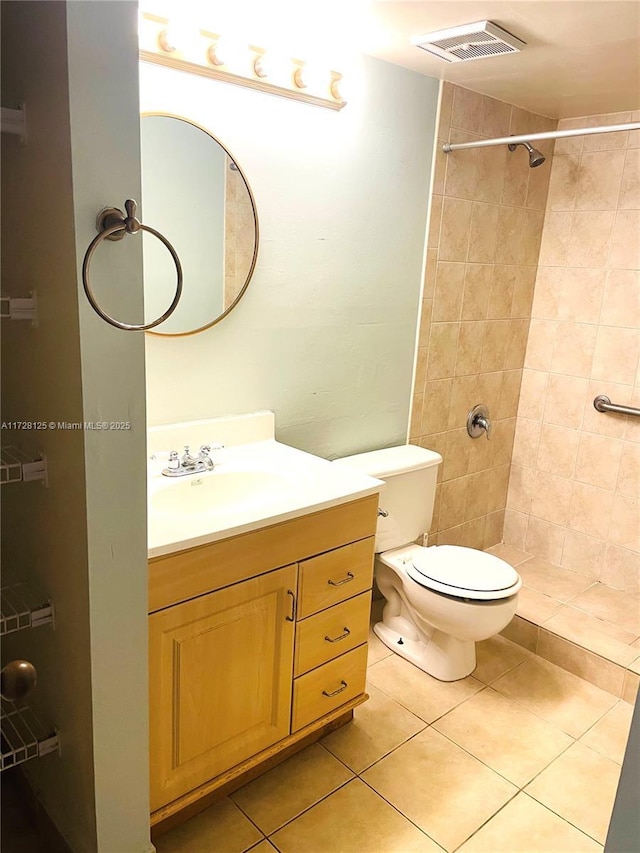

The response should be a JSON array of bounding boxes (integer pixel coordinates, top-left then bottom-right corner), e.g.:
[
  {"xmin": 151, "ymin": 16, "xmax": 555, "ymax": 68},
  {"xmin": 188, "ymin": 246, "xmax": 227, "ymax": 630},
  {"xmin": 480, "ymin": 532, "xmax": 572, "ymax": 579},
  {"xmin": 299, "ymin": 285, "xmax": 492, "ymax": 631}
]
[{"xmin": 373, "ymin": 620, "xmax": 476, "ymax": 682}]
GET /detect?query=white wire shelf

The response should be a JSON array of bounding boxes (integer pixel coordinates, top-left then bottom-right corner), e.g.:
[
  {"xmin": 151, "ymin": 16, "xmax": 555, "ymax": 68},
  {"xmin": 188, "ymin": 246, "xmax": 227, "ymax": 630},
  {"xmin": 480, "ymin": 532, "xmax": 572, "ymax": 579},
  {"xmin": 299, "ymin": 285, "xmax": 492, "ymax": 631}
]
[
  {"xmin": 1, "ymin": 583, "xmax": 54, "ymax": 636},
  {"xmin": 0, "ymin": 294, "xmax": 37, "ymax": 323},
  {"xmin": 1, "ymin": 699, "xmax": 59, "ymax": 771},
  {"xmin": 0, "ymin": 447, "xmax": 47, "ymax": 486}
]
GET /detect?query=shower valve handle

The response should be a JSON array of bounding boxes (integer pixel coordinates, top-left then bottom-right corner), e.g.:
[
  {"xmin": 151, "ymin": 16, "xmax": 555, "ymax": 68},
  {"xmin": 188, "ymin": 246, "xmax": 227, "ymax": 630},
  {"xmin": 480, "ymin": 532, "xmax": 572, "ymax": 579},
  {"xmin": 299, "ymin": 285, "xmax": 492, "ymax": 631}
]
[{"xmin": 467, "ymin": 405, "xmax": 492, "ymax": 440}]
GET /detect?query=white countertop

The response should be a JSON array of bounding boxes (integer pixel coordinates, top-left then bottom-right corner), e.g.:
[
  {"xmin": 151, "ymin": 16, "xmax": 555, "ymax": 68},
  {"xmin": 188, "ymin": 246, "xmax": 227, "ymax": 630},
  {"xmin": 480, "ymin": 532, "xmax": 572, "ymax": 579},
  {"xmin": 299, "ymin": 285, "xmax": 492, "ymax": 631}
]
[{"xmin": 147, "ymin": 414, "xmax": 383, "ymax": 559}]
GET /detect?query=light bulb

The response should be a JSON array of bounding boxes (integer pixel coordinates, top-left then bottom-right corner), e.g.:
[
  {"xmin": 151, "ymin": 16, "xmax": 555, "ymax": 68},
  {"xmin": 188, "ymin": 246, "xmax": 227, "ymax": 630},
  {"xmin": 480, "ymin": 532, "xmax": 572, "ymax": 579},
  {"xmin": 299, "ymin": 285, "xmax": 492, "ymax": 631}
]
[
  {"xmin": 253, "ymin": 52, "xmax": 274, "ymax": 79},
  {"xmin": 212, "ymin": 36, "xmax": 249, "ymax": 71},
  {"xmin": 293, "ymin": 63, "xmax": 329, "ymax": 94}
]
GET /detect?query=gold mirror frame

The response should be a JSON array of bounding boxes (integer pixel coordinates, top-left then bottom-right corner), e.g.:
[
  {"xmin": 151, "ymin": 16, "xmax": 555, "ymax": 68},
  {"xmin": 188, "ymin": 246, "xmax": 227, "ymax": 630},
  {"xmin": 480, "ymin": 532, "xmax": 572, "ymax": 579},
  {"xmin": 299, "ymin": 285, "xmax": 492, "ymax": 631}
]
[{"xmin": 142, "ymin": 112, "xmax": 260, "ymax": 337}]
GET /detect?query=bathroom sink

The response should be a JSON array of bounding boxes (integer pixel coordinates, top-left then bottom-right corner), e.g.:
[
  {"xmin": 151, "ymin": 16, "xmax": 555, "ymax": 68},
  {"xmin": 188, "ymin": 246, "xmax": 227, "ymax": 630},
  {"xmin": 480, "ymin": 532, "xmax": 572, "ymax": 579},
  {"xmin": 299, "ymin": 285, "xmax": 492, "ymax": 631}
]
[
  {"xmin": 150, "ymin": 468, "xmax": 292, "ymax": 516},
  {"xmin": 147, "ymin": 411, "xmax": 383, "ymax": 557}
]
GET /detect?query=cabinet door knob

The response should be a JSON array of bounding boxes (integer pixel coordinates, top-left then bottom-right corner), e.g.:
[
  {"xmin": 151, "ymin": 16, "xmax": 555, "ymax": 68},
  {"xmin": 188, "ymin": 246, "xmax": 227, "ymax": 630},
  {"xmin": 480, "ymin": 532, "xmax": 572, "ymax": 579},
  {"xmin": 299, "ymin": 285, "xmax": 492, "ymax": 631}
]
[
  {"xmin": 285, "ymin": 589, "xmax": 296, "ymax": 622},
  {"xmin": 322, "ymin": 680, "xmax": 348, "ymax": 698},
  {"xmin": 327, "ymin": 571, "xmax": 354, "ymax": 587},
  {"xmin": 324, "ymin": 627, "xmax": 351, "ymax": 643}
]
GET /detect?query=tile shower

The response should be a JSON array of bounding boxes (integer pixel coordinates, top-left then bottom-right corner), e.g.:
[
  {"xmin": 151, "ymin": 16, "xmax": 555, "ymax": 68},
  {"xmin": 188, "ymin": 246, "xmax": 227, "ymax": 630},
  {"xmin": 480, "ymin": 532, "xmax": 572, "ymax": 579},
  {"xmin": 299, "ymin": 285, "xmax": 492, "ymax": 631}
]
[
  {"xmin": 411, "ymin": 85, "xmax": 640, "ymax": 702},
  {"xmin": 409, "ymin": 82, "xmax": 556, "ymax": 551}
]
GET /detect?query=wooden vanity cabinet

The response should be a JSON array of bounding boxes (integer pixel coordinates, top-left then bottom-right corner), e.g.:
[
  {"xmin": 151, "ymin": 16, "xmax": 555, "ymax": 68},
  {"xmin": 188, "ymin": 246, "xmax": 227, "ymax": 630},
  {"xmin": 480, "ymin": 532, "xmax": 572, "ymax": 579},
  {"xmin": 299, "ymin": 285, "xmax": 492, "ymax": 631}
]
[
  {"xmin": 148, "ymin": 494, "xmax": 378, "ymax": 826},
  {"xmin": 149, "ymin": 565, "xmax": 297, "ymax": 811}
]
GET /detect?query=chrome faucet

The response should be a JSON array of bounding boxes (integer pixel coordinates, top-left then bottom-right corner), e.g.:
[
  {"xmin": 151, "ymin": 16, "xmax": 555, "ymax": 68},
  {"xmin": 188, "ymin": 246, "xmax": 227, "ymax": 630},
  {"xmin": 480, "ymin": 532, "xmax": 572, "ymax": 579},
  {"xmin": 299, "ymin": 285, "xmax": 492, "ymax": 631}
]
[
  {"xmin": 162, "ymin": 444, "xmax": 221, "ymax": 477},
  {"xmin": 467, "ymin": 405, "xmax": 492, "ymax": 440}
]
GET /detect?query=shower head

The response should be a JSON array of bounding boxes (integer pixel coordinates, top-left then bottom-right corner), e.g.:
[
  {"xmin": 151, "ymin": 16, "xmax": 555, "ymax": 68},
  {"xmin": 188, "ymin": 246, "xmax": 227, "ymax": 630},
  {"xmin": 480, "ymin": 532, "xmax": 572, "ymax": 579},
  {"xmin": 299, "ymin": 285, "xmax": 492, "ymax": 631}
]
[{"xmin": 508, "ymin": 140, "xmax": 546, "ymax": 168}]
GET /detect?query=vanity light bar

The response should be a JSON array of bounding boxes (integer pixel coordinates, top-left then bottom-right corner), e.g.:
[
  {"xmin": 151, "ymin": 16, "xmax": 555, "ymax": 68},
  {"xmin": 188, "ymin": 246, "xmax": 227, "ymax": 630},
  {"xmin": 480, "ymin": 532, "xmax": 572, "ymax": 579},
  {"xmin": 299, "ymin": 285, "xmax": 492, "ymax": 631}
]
[{"xmin": 139, "ymin": 13, "xmax": 346, "ymax": 111}]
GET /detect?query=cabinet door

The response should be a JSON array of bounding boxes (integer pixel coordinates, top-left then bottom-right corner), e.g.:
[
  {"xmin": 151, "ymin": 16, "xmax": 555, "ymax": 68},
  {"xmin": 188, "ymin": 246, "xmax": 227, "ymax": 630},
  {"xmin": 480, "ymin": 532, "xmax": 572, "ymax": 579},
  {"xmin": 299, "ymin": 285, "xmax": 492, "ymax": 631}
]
[{"xmin": 149, "ymin": 564, "xmax": 297, "ymax": 811}]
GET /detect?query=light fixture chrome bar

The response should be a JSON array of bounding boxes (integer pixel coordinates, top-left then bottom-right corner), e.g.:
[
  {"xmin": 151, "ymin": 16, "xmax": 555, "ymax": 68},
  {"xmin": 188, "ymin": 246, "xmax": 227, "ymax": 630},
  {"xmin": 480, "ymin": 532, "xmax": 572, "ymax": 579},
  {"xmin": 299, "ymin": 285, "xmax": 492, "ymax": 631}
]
[
  {"xmin": 442, "ymin": 122, "xmax": 640, "ymax": 153},
  {"xmin": 593, "ymin": 395, "xmax": 640, "ymax": 418}
]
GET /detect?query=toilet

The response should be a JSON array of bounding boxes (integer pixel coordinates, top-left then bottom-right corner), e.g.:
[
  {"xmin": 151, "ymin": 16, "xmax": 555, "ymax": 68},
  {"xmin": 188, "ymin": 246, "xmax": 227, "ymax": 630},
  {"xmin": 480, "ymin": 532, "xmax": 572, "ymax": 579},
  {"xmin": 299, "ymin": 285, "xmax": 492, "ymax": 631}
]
[{"xmin": 336, "ymin": 445, "xmax": 521, "ymax": 682}]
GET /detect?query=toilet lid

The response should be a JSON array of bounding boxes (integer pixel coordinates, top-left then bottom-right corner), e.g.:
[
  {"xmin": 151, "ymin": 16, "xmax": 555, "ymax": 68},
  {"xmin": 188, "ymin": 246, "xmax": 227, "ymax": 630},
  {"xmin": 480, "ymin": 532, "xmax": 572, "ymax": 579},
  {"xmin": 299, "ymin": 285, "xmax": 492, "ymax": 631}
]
[{"xmin": 407, "ymin": 545, "xmax": 521, "ymax": 601}]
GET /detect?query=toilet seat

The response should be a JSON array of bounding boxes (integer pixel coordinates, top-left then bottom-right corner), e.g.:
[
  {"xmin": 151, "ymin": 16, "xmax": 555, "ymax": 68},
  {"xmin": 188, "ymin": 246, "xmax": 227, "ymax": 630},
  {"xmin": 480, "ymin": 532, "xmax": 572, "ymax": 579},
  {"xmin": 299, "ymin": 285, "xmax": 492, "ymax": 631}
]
[{"xmin": 406, "ymin": 545, "xmax": 521, "ymax": 601}]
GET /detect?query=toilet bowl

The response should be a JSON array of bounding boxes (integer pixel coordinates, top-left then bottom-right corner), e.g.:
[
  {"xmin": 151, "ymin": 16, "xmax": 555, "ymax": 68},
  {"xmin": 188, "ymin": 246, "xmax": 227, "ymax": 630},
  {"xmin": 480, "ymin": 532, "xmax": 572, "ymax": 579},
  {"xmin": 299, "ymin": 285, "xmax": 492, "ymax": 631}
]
[
  {"xmin": 374, "ymin": 543, "xmax": 520, "ymax": 681},
  {"xmin": 335, "ymin": 445, "xmax": 521, "ymax": 681}
]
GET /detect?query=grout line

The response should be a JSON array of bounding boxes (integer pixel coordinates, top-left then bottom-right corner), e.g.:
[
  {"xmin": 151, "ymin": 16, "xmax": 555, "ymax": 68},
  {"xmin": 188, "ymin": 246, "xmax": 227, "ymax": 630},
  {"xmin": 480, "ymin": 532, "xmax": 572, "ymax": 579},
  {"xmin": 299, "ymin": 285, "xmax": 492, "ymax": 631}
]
[
  {"xmin": 523, "ymin": 782, "xmax": 613, "ymax": 848},
  {"xmin": 261, "ymin": 776, "xmax": 355, "ymax": 841},
  {"xmin": 355, "ymin": 771, "xmax": 447, "ymax": 851}
]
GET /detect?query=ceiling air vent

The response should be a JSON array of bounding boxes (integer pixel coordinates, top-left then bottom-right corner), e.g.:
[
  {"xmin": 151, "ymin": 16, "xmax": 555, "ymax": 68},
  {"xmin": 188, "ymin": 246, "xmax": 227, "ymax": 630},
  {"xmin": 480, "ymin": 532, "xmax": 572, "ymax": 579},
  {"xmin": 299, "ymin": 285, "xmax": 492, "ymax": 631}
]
[{"xmin": 411, "ymin": 21, "xmax": 526, "ymax": 63}]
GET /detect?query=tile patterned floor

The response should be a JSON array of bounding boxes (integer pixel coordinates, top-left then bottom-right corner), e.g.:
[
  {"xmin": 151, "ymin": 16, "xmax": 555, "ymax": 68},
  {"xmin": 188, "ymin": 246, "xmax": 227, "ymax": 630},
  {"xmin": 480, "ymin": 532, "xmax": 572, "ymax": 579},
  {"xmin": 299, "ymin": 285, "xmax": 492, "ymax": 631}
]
[
  {"xmin": 155, "ymin": 603, "xmax": 633, "ymax": 853},
  {"xmin": 486, "ymin": 544, "xmax": 640, "ymax": 672}
]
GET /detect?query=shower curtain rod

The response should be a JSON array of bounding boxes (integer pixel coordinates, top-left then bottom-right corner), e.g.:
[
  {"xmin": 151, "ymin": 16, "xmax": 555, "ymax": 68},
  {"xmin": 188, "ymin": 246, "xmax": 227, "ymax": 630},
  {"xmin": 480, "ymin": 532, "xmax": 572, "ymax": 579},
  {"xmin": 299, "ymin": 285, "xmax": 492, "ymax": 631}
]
[{"xmin": 442, "ymin": 121, "xmax": 640, "ymax": 153}]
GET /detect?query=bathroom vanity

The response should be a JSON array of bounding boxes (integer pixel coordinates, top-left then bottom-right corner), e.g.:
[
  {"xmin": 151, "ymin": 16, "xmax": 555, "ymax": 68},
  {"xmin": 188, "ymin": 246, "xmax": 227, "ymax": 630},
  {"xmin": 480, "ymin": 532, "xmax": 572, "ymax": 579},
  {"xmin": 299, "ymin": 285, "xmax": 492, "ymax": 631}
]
[{"xmin": 147, "ymin": 413, "xmax": 381, "ymax": 830}]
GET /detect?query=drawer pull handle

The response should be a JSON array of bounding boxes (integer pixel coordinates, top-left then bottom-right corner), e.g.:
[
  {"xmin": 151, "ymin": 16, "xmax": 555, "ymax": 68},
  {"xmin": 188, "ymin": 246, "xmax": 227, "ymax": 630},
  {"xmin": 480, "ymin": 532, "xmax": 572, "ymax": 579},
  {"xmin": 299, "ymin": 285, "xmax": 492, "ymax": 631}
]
[
  {"xmin": 322, "ymin": 680, "xmax": 348, "ymax": 698},
  {"xmin": 286, "ymin": 589, "xmax": 296, "ymax": 622},
  {"xmin": 325, "ymin": 627, "xmax": 351, "ymax": 643},
  {"xmin": 327, "ymin": 571, "xmax": 354, "ymax": 587}
]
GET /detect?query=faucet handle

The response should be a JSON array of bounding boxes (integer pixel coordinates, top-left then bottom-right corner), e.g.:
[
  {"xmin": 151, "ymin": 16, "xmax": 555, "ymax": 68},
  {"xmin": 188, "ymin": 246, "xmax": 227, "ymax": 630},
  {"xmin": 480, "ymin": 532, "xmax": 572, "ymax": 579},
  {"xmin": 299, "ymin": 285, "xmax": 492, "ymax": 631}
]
[
  {"xmin": 467, "ymin": 404, "xmax": 492, "ymax": 440},
  {"xmin": 181, "ymin": 445, "xmax": 196, "ymax": 464},
  {"xmin": 199, "ymin": 444, "xmax": 211, "ymax": 456}
]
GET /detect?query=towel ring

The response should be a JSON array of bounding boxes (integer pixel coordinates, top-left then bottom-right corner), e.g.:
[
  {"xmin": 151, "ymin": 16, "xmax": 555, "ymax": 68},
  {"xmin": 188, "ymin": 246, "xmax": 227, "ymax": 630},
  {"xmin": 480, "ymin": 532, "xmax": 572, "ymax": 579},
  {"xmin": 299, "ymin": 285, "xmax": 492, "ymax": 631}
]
[{"xmin": 81, "ymin": 199, "xmax": 183, "ymax": 331}]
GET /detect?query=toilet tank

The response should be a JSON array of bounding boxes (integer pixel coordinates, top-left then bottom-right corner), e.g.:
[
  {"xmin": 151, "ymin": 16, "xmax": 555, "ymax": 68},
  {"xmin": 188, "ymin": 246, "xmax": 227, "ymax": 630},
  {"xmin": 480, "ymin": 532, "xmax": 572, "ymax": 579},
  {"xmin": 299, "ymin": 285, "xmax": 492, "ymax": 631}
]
[{"xmin": 335, "ymin": 445, "xmax": 442, "ymax": 552}]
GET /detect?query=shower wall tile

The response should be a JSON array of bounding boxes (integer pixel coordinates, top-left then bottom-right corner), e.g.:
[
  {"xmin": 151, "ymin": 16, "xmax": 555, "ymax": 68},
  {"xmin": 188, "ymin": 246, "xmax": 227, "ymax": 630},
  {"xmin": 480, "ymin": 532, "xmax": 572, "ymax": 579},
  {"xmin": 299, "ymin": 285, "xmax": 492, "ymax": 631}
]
[
  {"xmin": 559, "ymin": 269, "xmax": 606, "ymax": 324},
  {"xmin": 537, "ymin": 423, "xmax": 580, "ymax": 478},
  {"xmin": 601, "ymin": 270, "xmax": 640, "ymax": 328},
  {"xmin": 609, "ymin": 209, "xmax": 640, "ymax": 269},
  {"xmin": 411, "ymin": 83, "xmax": 555, "ymax": 548},
  {"xmin": 566, "ymin": 210, "xmax": 615, "ymax": 268},
  {"xmin": 506, "ymin": 111, "xmax": 640, "ymax": 599},
  {"xmin": 619, "ymin": 148, "xmax": 640, "ymax": 209}
]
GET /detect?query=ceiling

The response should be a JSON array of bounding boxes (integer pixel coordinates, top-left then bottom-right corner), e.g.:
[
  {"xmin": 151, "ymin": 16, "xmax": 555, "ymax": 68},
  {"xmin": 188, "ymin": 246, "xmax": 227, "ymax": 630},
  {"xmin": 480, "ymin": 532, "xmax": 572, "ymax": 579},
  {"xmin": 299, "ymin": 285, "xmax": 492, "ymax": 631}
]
[{"xmin": 363, "ymin": 1, "xmax": 640, "ymax": 118}]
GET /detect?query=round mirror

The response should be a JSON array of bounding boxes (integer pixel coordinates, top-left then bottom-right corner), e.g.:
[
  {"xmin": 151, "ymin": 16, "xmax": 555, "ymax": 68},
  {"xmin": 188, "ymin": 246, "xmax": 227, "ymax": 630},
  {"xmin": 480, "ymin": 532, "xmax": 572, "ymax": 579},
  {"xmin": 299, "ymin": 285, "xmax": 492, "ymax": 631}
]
[{"xmin": 140, "ymin": 114, "xmax": 258, "ymax": 335}]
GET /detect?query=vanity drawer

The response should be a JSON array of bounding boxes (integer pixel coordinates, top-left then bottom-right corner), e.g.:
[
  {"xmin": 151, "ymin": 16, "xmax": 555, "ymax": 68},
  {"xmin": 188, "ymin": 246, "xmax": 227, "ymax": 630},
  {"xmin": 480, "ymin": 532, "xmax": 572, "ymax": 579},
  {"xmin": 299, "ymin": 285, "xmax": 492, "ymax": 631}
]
[
  {"xmin": 292, "ymin": 644, "xmax": 368, "ymax": 732},
  {"xmin": 298, "ymin": 537, "xmax": 375, "ymax": 619},
  {"xmin": 294, "ymin": 591, "xmax": 371, "ymax": 677}
]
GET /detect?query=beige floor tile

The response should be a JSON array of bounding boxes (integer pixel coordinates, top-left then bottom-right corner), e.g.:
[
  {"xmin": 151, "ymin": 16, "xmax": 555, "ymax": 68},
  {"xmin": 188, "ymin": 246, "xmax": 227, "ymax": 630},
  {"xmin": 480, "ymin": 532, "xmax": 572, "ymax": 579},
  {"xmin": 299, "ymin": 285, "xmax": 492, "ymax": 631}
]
[
  {"xmin": 270, "ymin": 778, "xmax": 444, "ymax": 853},
  {"xmin": 543, "ymin": 606, "xmax": 639, "ymax": 666},
  {"xmin": 473, "ymin": 635, "xmax": 531, "ymax": 684},
  {"xmin": 367, "ymin": 654, "xmax": 484, "ymax": 723},
  {"xmin": 570, "ymin": 584, "xmax": 640, "ymax": 636},
  {"xmin": 248, "ymin": 843, "xmax": 277, "ymax": 853},
  {"xmin": 486, "ymin": 543, "xmax": 533, "ymax": 565},
  {"xmin": 517, "ymin": 585, "xmax": 564, "ymax": 623},
  {"xmin": 155, "ymin": 799, "xmax": 262, "ymax": 853},
  {"xmin": 367, "ymin": 626, "xmax": 393, "ymax": 666},
  {"xmin": 525, "ymin": 742, "xmax": 621, "ymax": 844},
  {"xmin": 362, "ymin": 727, "xmax": 517, "ymax": 852},
  {"xmin": 500, "ymin": 614, "xmax": 539, "ymax": 651},
  {"xmin": 580, "ymin": 701, "xmax": 634, "ymax": 764},
  {"xmin": 457, "ymin": 792, "xmax": 602, "ymax": 852},
  {"xmin": 632, "ymin": 637, "xmax": 640, "ymax": 649},
  {"xmin": 491, "ymin": 656, "xmax": 618, "ymax": 737},
  {"xmin": 517, "ymin": 557, "xmax": 595, "ymax": 601},
  {"xmin": 623, "ymin": 670, "xmax": 639, "ymax": 703},
  {"xmin": 320, "ymin": 683, "xmax": 426, "ymax": 773},
  {"xmin": 433, "ymin": 687, "xmax": 573, "ymax": 786},
  {"xmin": 368, "ymin": 599, "xmax": 393, "ymax": 666},
  {"xmin": 537, "ymin": 630, "xmax": 626, "ymax": 696},
  {"xmin": 230, "ymin": 744, "xmax": 353, "ymax": 835}
]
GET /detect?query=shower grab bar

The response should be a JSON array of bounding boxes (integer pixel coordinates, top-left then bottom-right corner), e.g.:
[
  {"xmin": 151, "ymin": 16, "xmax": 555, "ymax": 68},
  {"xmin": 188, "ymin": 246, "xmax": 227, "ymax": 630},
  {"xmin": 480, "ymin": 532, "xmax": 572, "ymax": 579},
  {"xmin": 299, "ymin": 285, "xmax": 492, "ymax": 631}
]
[
  {"xmin": 82, "ymin": 199, "xmax": 183, "ymax": 332},
  {"xmin": 593, "ymin": 396, "xmax": 640, "ymax": 418}
]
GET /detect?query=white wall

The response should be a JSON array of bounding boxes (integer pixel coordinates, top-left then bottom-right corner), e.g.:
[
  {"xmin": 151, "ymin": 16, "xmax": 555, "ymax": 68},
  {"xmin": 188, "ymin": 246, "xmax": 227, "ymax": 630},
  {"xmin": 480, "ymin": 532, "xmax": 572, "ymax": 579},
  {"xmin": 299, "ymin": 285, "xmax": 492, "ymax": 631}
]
[
  {"xmin": 66, "ymin": 2, "xmax": 151, "ymax": 851},
  {"xmin": 142, "ymin": 57, "xmax": 439, "ymax": 458},
  {"xmin": 1, "ymin": 3, "xmax": 98, "ymax": 849},
  {"xmin": 1, "ymin": 2, "xmax": 151, "ymax": 851}
]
